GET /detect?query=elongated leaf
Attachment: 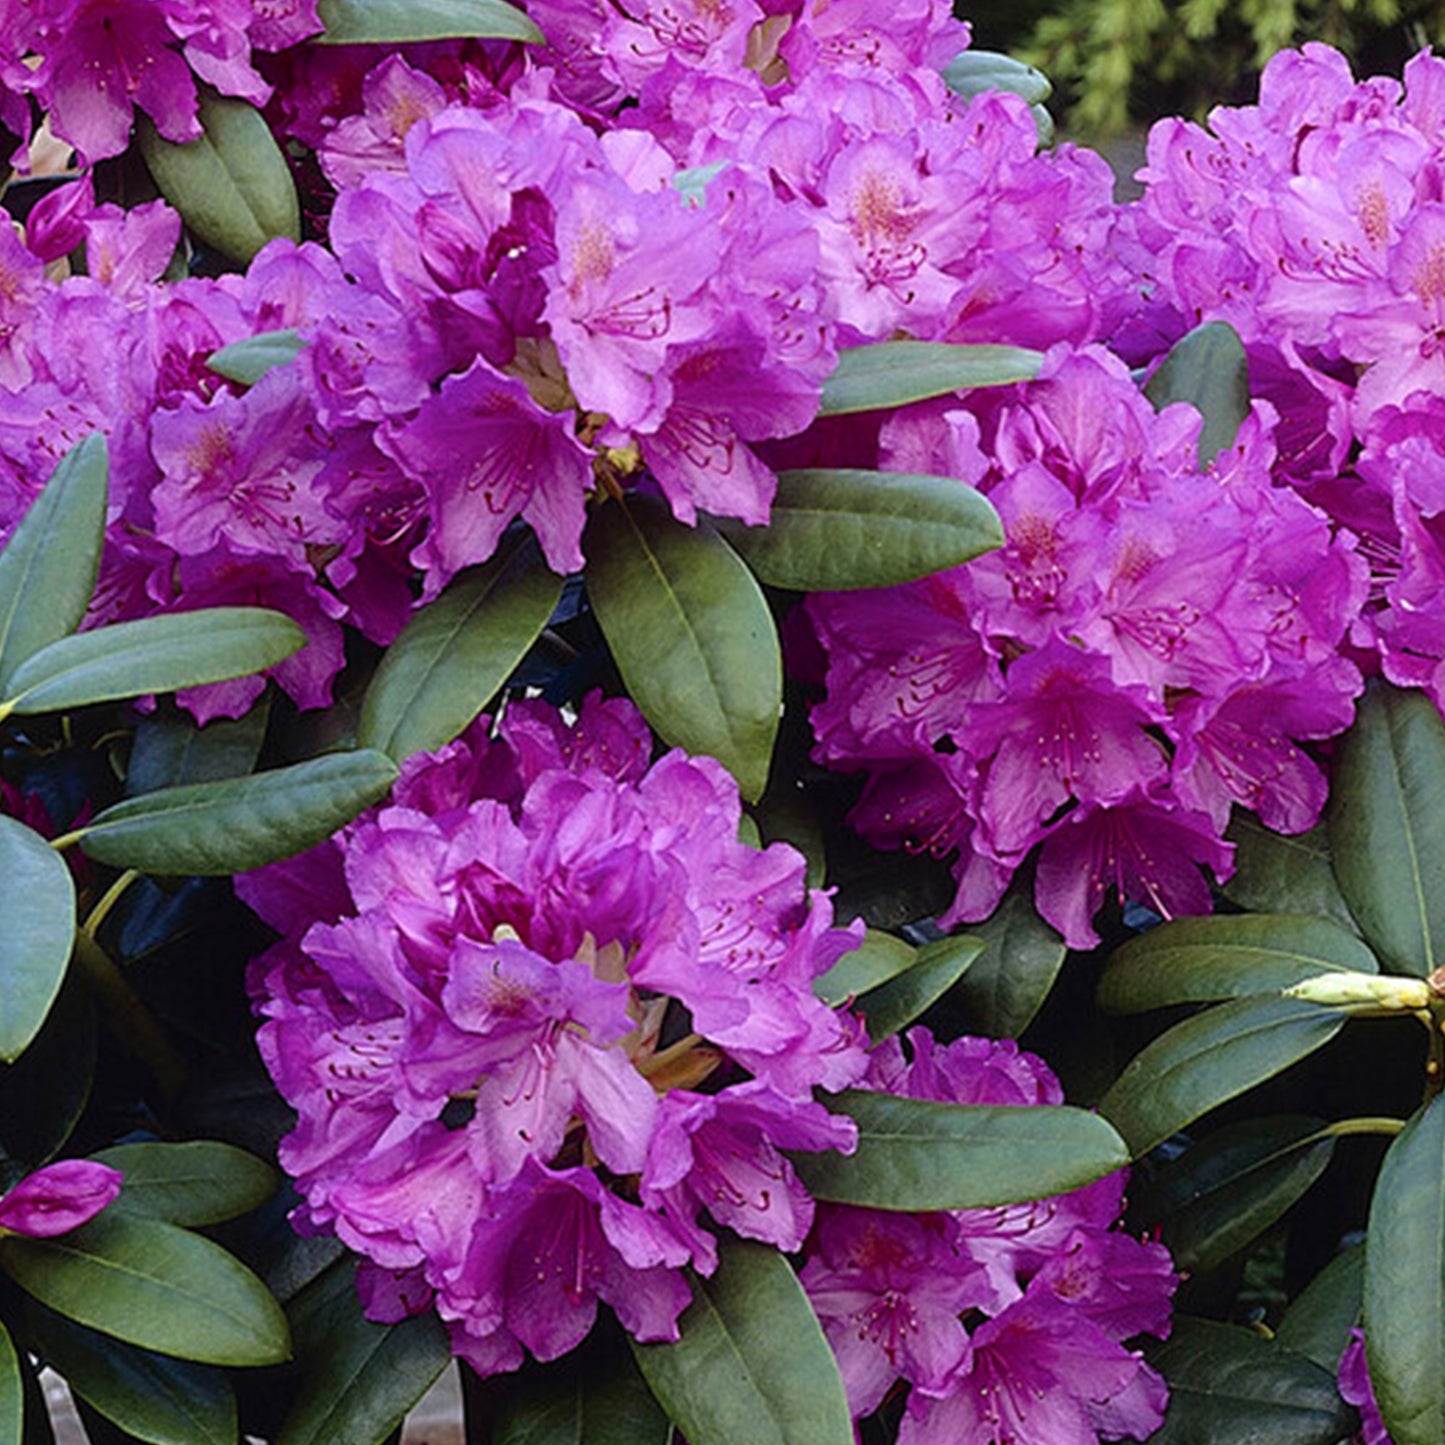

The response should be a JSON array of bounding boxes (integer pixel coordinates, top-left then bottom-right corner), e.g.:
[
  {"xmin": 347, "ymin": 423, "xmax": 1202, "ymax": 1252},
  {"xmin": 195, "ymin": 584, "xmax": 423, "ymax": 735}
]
[
  {"xmin": 814, "ymin": 929, "xmax": 917, "ymax": 1005},
  {"xmin": 1, "ymin": 609, "xmax": 303, "ymax": 716},
  {"xmin": 1098, "ymin": 913, "xmax": 1378, "ymax": 1014},
  {"xmin": 91, "ymin": 1142, "xmax": 276, "ymax": 1227},
  {"xmin": 1097, "ymin": 996, "xmax": 1345, "ymax": 1159},
  {"xmin": 1144, "ymin": 320, "xmax": 1250, "ymax": 467},
  {"xmin": 359, "ymin": 545, "xmax": 563, "ymax": 763},
  {"xmin": 1223, "ymin": 815, "xmax": 1358, "ymax": 933},
  {"xmin": 819, "ymin": 342, "xmax": 1042, "ymax": 415},
  {"xmin": 632, "ymin": 1237, "xmax": 850, "ymax": 1445},
  {"xmin": 796, "ymin": 1090, "xmax": 1129, "ymax": 1210},
  {"xmin": 716, "ymin": 469, "xmax": 1002, "ymax": 591},
  {"xmin": 25, "ymin": 1303, "xmax": 235, "ymax": 1445},
  {"xmin": 0, "ymin": 435, "xmax": 107, "ymax": 693},
  {"xmin": 1, "ymin": 1214, "xmax": 289, "ymax": 1366},
  {"xmin": 0, "ymin": 815, "xmax": 76, "ymax": 1063},
  {"xmin": 587, "ymin": 497, "xmax": 779, "ymax": 802},
  {"xmin": 125, "ymin": 697, "xmax": 271, "ymax": 797},
  {"xmin": 76, "ymin": 750, "xmax": 397, "ymax": 874},
  {"xmin": 1277, "ymin": 1245, "xmax": 1364, "ymax": 1372},
  {"xmin": 0, "ymin": 1322, "xmax": 19, "ymax": 1445},
  {"xmin": 278, "ymin": 1261, "xmax": 450, "ymax": 1445},
  {"xmin": 315, "ymin": 0, "xmax": 543, "ymax": 43},
  {"xmin": 138, "ymin": 93, "xmax": 299, "ymax": 264},
  {"xmin": 206, "ymin": 330, "xmax": 303, "ymax": 385},
  {"xmin": 1147, "ymin": 1317, "xmax": 1358, "ymax": 1445},
  {"xmin": 1364, "ymin": 1094, "xmax": 1445, "ymax": 1445},
  {"xmin": 950, "ymin": 882, "xmax": 1066, "ymax": 1038},
  {"xmin": 941, "ymin": 49, "xmax": 1052, "ymax": 103},
  {"xmin": 1329, "ymin": 684, "xmax": 1445, "ymax": 977},
  {"xmin": 853, "ymin": 934, "xmax": 986, "ymax": 1042}
]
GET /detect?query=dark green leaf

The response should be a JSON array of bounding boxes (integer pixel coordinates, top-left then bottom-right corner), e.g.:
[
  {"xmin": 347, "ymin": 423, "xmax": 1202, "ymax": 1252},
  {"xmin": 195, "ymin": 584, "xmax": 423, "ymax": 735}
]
[
  {"xmin": 632, "ymin": 1237, "xmax": 850, "ymax": 1445},
  {"xmin": 751, "ymin": 788, "xmax": 826, "ymax": 891},
  {"xmin": 0, "ymin": 1321, "xmax": 20, "ymax": 1445},
  {"xmin": 1147, "ymin": 1317, "xmax": 1358, "ymax": 1444},
  {"xmin": 0, "ymin": 435, "xmax": 107, "ymax": 694},
  {"xmin": 1137, "ymin": 1116, "xmax": 1335, "ymax": 1273},
  {"xmin": 278, "ymin": 1260, "xmax": 450, "ymax": 1445},
  {"xmin": 1, "ymin": 609, "xmax": 303, "ymax": 715},
  {"xmin": 819, "ymin": 342, "xmax": 1042, "ymax": 415},
  {"xmin": 716, "ymin": 469, "xmax": 1002, "ymax": 591},
  {"xmin": 1364, "ymin": 1094, "xmax": 1445, "ymax": 1445},
  {"xmin": 813, "ymin": 929, "xmax": 916, "ymax": 1005},
  {"xmin": 1, "ymin": 1213, "xmax": 290, "ymax": 1366},
  {"xmin": 1276, "ymin": 1245, "xmax": 1364, "ymax": 1372},
  {"xmin": 940, "ymin": 48, "xmax": 1052, "ymax": 103},
  {"xmin": 1222, "ymin": 816, "xmax": 1358, "ymax": 932},
  {"xmin": 315, "ymin": 0, "xmax": 543, "ymax": 43},
  {"xmin": 205, "ymin": 330, "xmax": 304, "ymax": 385},
  {"xmin": 358, "ymin": 544, "xmax": 563, "ymax": 763},
  {"xmin": 25, "ymin": 1303, "xmax": 235, "ymax": 1445},
  {"xmin": 1329, "ymin": 683, "xmax": 1445, "ymax": 977},
  {"xmin": 587, "ymin": 497, "xmax": 779, "ymax": 803},
  {"xmin": 1097, "ymin": 997, "xmax": 1345, "ymax": 1159},
  {"xmin": 125, "ymin": 697, "xmax": 271, "ymax": 797},
  {"xmin": 950, "ymin": 882, "xmax": 1066, "ymax": 1038},
  {"xmin": 0, "ymin": 815, "xmax": 76, "ymax": 1063},
  {"xmin": 1143, "ymin": 321, "xmax": 1250, "ymax": 467},
  {"xmin": 853, "ymin": 934, "xmax": 985, "ymax": 1042},
  {"xmin": 795, "ymin": 1089, "xmax": 1129, "ymax": 1210},
  {"xmin": 91, "ymin": 1142, "xmax": 276, "ymax": 1226},
  {"xmin": 138, "ymin": 93, "xmax": 300, "ymax": 263},
  {"xmin": 77, "ymin": 750, "xmax": 397, "ymax": 875},
  {"xmin": 0, "ymin": 971, "xmax": 95, "ymax": 1164}
]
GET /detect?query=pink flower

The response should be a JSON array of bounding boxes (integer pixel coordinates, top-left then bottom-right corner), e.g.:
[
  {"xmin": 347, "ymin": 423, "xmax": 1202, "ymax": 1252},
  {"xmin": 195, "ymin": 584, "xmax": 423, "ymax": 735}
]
[{"xmin": 0, "ymin": 1160, "xmax": 123, "ymax": 1238}]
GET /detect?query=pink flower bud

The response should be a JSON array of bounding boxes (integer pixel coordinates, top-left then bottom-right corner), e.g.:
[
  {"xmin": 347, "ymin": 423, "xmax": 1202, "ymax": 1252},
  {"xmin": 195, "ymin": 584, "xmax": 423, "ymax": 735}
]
[{"xmin": 0, "ymin": 1160, "xmax": 124, "ymax": 1238}]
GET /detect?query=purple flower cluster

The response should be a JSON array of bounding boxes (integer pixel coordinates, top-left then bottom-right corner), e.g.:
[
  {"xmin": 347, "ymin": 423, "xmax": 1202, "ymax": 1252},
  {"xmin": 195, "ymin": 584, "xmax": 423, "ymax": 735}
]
[
  {"xmin": 802, "ymin": 1029, "xmax": 1175, "ymax": 1444},
  {"xmin": 241, "ymin": 693, "xmax": 868, "ymax": 1375}
]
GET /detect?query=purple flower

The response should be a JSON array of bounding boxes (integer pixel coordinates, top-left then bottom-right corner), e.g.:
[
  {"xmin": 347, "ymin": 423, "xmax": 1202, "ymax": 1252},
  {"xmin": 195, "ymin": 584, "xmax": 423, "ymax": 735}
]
[
  {"xmin": 0, "ymin": 1160, "xmax": 123, "ymax": 1238},
  {"xmin": 1339, "ymin": 1329, "xmax": 1393, "ymax": 1445}
]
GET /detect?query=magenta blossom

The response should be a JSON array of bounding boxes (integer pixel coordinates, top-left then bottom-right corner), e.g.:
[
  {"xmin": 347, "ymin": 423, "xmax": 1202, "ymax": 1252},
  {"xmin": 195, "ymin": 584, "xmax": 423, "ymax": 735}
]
[
  {"xmin": 1339, "ymin": 1330, "xmax": 1393, "ymax": 1445},
  {"xmin": 0, "ymin": 1160, "xmax": 123, "ymax": 1238}
]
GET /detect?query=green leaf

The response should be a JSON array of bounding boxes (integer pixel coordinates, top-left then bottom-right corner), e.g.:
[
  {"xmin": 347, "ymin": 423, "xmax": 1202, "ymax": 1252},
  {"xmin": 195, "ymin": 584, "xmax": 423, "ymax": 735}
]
[
  {"xmin": 138, "ymin": 92, "xmax": 300, "ymax": 264},
  {"xmin": 205, "ymin": 330, "xmax": 304, "ymax": 386},
  {"xmin": 1223, "ymin": 815, "xmax": 1358, "ymax": 934},
  {"xmin": 0, "ymin": 815, "xmax": 76, "ymax": 1064},
  {"xmin": 1147, "ymin": 1317, "xmax": 1359, "ymax": 1445},
  {"xmin": 587, "ymin": 496, "xmax": 780, "ymax": 803},
  {"xmin": 813, "ymin": 929, "xmax": 917, "ymax": 1005},
  {"xmin": 716, "ymin": 469, "xmax": 1002, "ymax": 591},
  {"xmin": 940, "ymin": 48, "xmax": 1052, "ymax": 103},
  {"xmin": 0, "ymin": 435, "xmax": 107, "ymax": 694},
  {"xmin": 751, "ymin": 789, "xmax": 826, "ymax": 892},
  {"xmin": 1329, "ymin": 683, "xmax": 1445, "ymax": 977},
  {"xmin": 315, "ymin": 0, "xmax": 543, "ymax": 43},
  {"xmin": 1097, "ymin": 996, "xmax": 1345, "ymax": 1159},
  {"xmin": 358, "ymin": 544, "xmax": 563, "ymax": 763},
  {"xmin": 794, "ymin": 1090, "xmax": 1129, "ymax": 1211},
  {"xmin": 1137, "ymin": 1116, "xmax": 1335, "ymax": 1274},
  {"xmin": 91, "ymin": 1142, "xmax": 276, "ymax": 1227},
  {"xmin": 24, "ymin": 1303, "xmax": 235, "ymax": 1445},
  {"xmin": 632, "ymin": 1237, "xmax": 850, "ymax": 1445},
  {"xmin": 949, "ymin": 882, "xmax": 1066, "ymax": 1038},
  {"xmin": 819, "ymin": 341, "xmax": 1042, "ymax": 416},
  {"xmin": 853, "ymin": 934, "xmax": 986, "ymax": 1042},
  {"xmin": 1, "ymin": 1213, "xmax": 289, "ymax": 1367},
  {"xmin": 278, "ymin": 1260, "xmax": 450, "ymax": 1445},
  {"xmin": 0, "ymin": 1322, "xmax": 20, "ymax": 1445},
  {"xmin": 1097, "ymin": 913, "xmax": 1379, "ymax": 1014},
  {"xmin": 1276, "ymin": 1245, "xmax": 1364, "ymax": 1372},
  {"xmin": 76, "ymin": 750, "xmax": 397, "ymax": 875},
  {"xmin": 1364, "ymin": 1094, "xmax": 1445, "ymax": 1445},
  {"xmin": 125, "ymin": 697, "xmax": 271, "ymax": 796},
  {"xmin": 1, "ymin": 609, "xmax": 304, "ymax": 716},
  {"xmin": 0, "ymin": 973, "xmax": 95, "ymax": 1163},
  {"xmin": 1143, "ymin": 320, "xmax": 1250, "ymax": 468}
]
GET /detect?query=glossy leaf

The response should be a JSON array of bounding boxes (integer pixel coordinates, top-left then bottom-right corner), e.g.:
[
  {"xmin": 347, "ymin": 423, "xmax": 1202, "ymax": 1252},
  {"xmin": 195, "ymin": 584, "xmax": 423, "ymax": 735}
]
[
  {"xmin": 1329, "ymin": 683, "xmax": 1445, "ymax": 977},
  {"xmin": 940, "ymin": 48, "xmax": 1052, "ymax": 103},
  {"xmin": 76, "ymin": 750, "xmax": 397, "ymax": 875},
  {"xmin": 716, "ymin": 469, "xmax": 1002, "ymax": 591},
  {"xmin": 1143, "ymin": 320, "xmax": 1250, "ymax": 467},
  {"xmin": 795, "ymin": 1090, "xmax": 1129, "ymax": 1210},
  {"xmin": 24, "ymin": 1303, "xmax": 235, "ymax": 1445},
  {"xmin": 1222, "ymin": 816, "xmax": 1358, "ymax": 933},
  {"xmin": 1, "ymin": 609, "xmax": 304, "ymax": 715},
  {"xmin": 1097, "ymin": 913, "xmax": 1378, "ymax": 1015},
  {"xmin": 91, "ymin": 1142, "xmax": 276, "ymax": 1227},
  {"xmin": 0, "ymin": 435, "xmax": 107, "ymax": 694},
  {"xmin": 1364, "ymin": 1094, "xmax": 1445, "ymax": 1445},
  {"xmin": 358, "ymin": 544, "xmax": 563, "ymax": 763},
  {"xmin": 819, "ymin": 341, "xmax": 1042, "ymax": 415},
  {"xmin": 1097, "ymin": 996, "xmax": 1345, "ymax": 1159},
  {"xmin": 587, "ymin": 496, "xmax": 779, "ymax": 802},
  {"xmin": 814, "ymin": 929, "xmax": 917, "ymax": 1005},
  {"xmin": 1276, "ymin": 1245, "xmax": 1364, "ymax": 1372},
  {"xmin": 139, "ymin": 93, "xmax": 300, "ymax": 263},
  {"xmin": 853, "ymin": 934, "xmax": 986, "ymax": 1042},
  {"xmin": 125, "ymin": 697, "xmax": 271, "ymax": 797},
  {"xmin": 1, "ymin": 1213, "xmax": 290, "ymax": 1366},
  {"xmin": 278, "ymin": 1260, "xmax": 450, "ymax": 1445},
  {"xmin": 0, "ymin": 1322, "xmax": 19, "ymax": 1445},
  {"xmin": 315, "ymin": 0, "xmax": 543, "ymax": 43},
  {"xmin": 1148, "ymin": 1317, "xmax": 1359, "ymax": 1444},
  {"xmin": 950, "ymin": 882, "xmax": 1066, "ymax": 1038},
  {"xmin": 0, "ymin": 815, "xmax": 76, "ymax": 1063},
  {"xmin": 632, "ymin": 1237, "xmax": 851, "ymax": 1445},
  {"xmin": 205, "ymin": 330, "xmax": 304, "ymax": 385}
]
